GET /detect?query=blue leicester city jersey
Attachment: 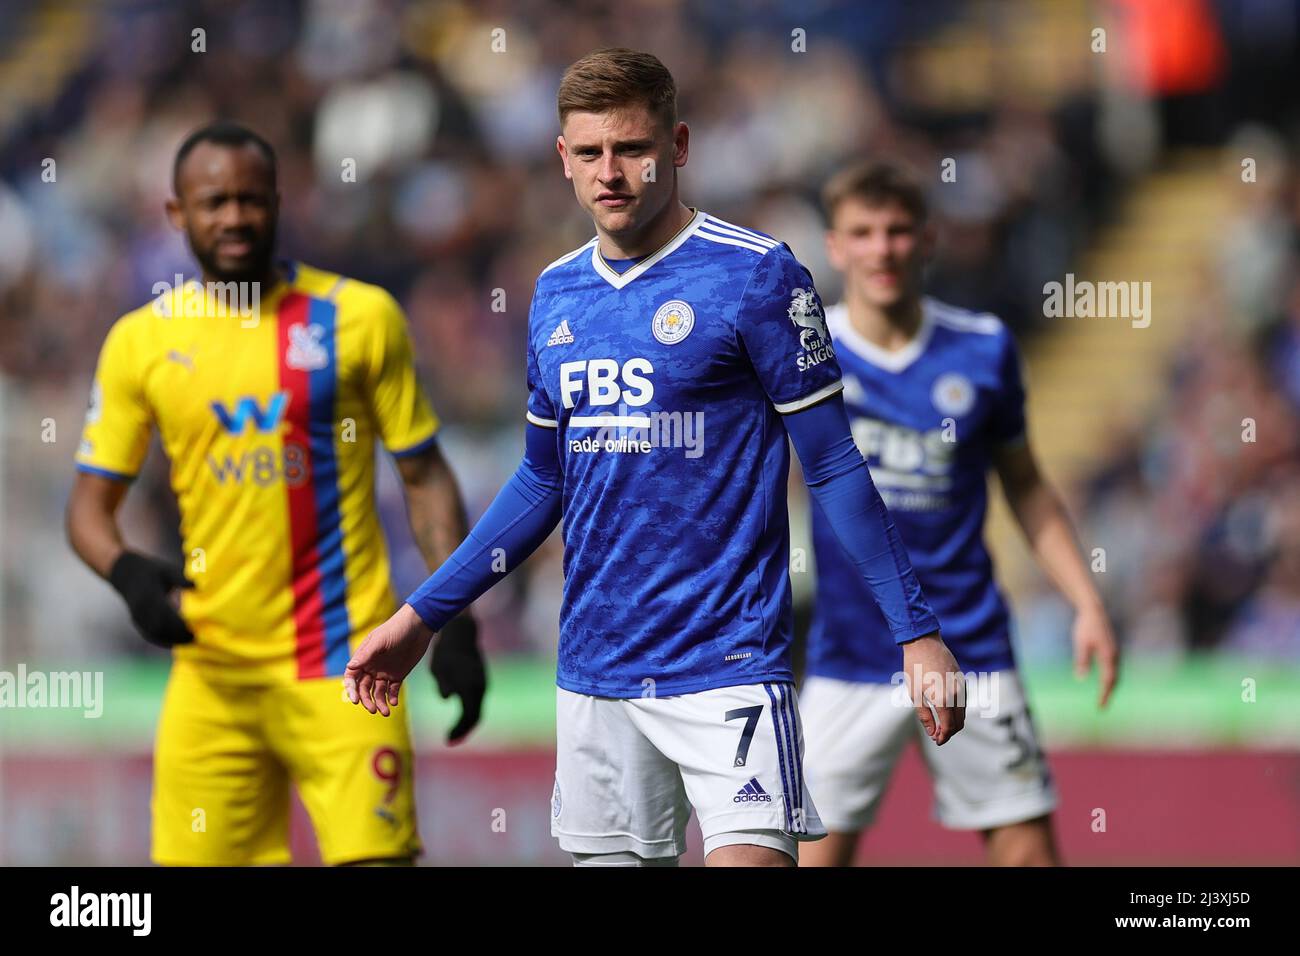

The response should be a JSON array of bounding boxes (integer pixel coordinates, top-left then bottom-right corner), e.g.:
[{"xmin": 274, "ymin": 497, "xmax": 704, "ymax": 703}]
[
  {"xmin": 806, "ymin": 298, "xmax": 1025, "ymax": 683},
  {"xmin": 526, "ymin": 210, "xmax": 843, "ymax": 697}
]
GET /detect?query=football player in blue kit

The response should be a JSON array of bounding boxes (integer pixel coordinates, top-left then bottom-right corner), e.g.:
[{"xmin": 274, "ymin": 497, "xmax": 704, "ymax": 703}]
[
  {"xmin": 799, "ymin": 161, "xmax": 1121, "ymax": 867},
  {"xmin": 343, "ymin": 51, "xmax": 967, "ymax": 867}
]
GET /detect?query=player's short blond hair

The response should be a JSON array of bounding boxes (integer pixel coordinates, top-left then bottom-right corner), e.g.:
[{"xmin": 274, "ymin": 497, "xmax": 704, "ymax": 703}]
[
  {"xmin": 557, "ymin": 48, "xmax": 677, "ymax": 131},
  {"xmin": 821, "ymin": 160, "xmax": 929, "ymax": 226}
]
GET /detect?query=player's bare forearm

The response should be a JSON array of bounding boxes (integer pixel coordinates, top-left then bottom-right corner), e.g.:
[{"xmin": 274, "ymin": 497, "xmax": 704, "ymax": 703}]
[
  {"xmin": 996, "ymin": 441, "xmax": 1119, "ymax": 705},
  {"xmin": 67, "ymin": 470, "xmax": 196, "ymax": 647},
  {"xmin": 394, "ymin": 443, "xmax": 470, "ymax": 572},
  {"xmin": 66, "ymin": 472, "xmax": 130, "ymax": 578},
  {"xmin": 390, "ymin": 440, "xmax": 488, "ymax": 736},
  {"xmin": 995, "ymin": 443, "xmax": 1102, "ymax": 615}
]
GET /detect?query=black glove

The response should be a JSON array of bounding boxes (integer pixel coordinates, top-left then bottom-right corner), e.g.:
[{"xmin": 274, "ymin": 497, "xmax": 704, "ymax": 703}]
[
  {"xmin": 108, "ymin": 551, "xmax": 196, "ymax": 648},
  {"xmin": 430, "ymin": 614, "xmax": 486, "ymax": 744}
]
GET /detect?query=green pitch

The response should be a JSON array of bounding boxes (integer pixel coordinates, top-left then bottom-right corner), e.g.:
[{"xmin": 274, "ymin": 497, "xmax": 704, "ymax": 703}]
[{"xmin": 0, "ymin": 655, "xmax": 1296, "ymax": 751}]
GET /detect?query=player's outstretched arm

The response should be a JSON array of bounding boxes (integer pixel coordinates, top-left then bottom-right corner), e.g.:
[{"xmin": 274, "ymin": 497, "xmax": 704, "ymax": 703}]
[
  {"xmin": 345, "ymin": 422, "xmax": 563, "ymax": 715},
  {"xmin": 995, "ymin": 441, "xmax": 1120, "ymax": 708},
  {"xmin": 784, "ymin": 393, "xmax": 965, "ymax": 744}
]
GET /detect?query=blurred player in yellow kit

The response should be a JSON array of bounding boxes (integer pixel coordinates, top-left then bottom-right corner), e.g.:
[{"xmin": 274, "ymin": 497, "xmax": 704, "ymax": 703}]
[{"xmin": 66, "ymin": 121, "xmax": 485, "ymax": 865}]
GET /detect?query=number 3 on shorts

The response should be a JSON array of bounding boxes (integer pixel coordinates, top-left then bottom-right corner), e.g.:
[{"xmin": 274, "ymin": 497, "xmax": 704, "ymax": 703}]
[{"xmin": 725, "ymin": 705, "xmax": 763, "ymax": 767}]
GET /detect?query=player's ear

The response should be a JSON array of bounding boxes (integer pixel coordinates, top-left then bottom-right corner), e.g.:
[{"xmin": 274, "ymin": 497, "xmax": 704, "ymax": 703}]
[
  {"xmin": 919, "ymin": 218, "xmax": 937, "ymax": 260},
  {"xmin": 825, "ymin": 226, "xmax": 846, "ymax": 273},
  {"xmin": 556, "ymin": 136, "xmax": 573, "ymax": 180},
  {"xmin": 164, "ymin": 195, "xmax": 185, "ymax": 232},
  {"xmin": 672, "ymin": 121, "xmax": 689, "ymax": 168}
]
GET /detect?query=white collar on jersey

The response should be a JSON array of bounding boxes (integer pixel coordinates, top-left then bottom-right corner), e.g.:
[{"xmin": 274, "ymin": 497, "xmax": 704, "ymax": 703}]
[
  {"xmin": 590, "ymin": 208, "xmax": 706, "ymax": 290},
  {"xmin": 826, "ymin": 298, "xmax": 936, "ymax": 373}
]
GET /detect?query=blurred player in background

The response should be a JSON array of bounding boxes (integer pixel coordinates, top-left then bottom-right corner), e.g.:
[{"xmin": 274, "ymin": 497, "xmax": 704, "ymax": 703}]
[
  {"xmin": 65, "ymin": 121, "xmax": 485, "ymax": 866},
  {"xmin": 799, "ymin": 161, "xmax": 1121, "ymax": 867},
  {"xmin": 343, "ymin": 49, "xmax": 966, "ymax": 868}
]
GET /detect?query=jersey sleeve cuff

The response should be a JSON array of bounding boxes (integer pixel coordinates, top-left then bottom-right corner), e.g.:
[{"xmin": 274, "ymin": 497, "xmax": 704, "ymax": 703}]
[
  {"xmin": 75, "ymin": 462, "xmax": 137, "ymax": 482},
  {"xmin": 891, "ymin": 614, "xmax": 942, "ymax": 645},
  {"xmin": 388, "ymin": 432, "xmax": 440, "ymax": 458},
  {"xmin": 405, "ymin": 597, "xmax": 449, "ymax": 633},
  {"xmin": 773, "ymin": 379, "xmax": 844, "ymax": 415},
  {"xmin": 525, "ymin": 410, "xmax": 559, "ymax": 429}
]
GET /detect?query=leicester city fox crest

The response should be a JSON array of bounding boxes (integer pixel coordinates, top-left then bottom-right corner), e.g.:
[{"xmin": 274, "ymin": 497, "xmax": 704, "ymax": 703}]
[
  {"xmin": 652, "ymin": 299, "xmax": 695, "ymax": 345},
  {"xmin": 788, "ymin": 288, "xmax": 829, "ymax": 352}
]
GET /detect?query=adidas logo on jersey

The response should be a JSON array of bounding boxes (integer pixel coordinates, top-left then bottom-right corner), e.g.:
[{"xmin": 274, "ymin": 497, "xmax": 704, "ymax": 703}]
[
  {"xmin": 734, "ymin": 777, "xmax": 773, "ymax": 803},
  {"xmin": 546, "ymin": 320, "xmax": 575, "ymax": 347}
]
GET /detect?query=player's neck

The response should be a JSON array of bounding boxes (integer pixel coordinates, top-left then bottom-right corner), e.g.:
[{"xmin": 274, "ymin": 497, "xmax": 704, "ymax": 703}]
[
  {"xmin": 595, "ymin": 199, "xmax": 694, "ymax": 261},
  {"xmin": 845, "ymin": 289, "xmax": 924, "ymax": 352},
  {"xmin": 199, "ymin": 263, "xmax": 286, "ymax": 299}
]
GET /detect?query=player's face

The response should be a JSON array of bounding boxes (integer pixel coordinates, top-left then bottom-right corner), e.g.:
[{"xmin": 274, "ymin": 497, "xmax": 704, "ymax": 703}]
[
  {"xmin": 557, "ymin": 106, "xmax": 687, "ymax": 240},
  {"xmin": 167, "ymin": 142, "xmax": 279, "ymax": 283},
  {"xmin": 826, "ymin": 198, "xmax": 930, "ymax": 309}
]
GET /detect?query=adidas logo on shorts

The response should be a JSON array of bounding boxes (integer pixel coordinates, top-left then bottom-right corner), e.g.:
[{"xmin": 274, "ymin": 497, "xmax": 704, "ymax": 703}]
[
  {"xmin": 734, "ymin": 777, "xmax": 773, "ymax": 803},
  {"xmin": 546, "ymin": 320, "xmax": 575, "ymax": 346}
]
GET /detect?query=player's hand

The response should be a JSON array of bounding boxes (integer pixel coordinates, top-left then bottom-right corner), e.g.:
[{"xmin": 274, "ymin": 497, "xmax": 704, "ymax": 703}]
[
  {"xmin": 344, "ymin": 603, "xmax": 433, "ymax": 717},
  {"xmin": 108, "ymin": 551, "xmax": 196, "ymax": 648},
  {"xmin": 1072, "ymin": 601, "xmax": 1120, "ymax": 708},
  {"xmin": 430, "ymin": 614, "xmax": 487, "ymax": 744},
  {"xmin": 901, "ymin": 632, "xmax": 966, "ymax": 745}
]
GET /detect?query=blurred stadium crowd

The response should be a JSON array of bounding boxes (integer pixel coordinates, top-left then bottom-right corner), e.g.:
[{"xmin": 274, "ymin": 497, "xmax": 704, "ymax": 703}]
[
  {"xmin": 0, "ymin": 0, "xmax": 1296, "ymax": 665},
  {"xmin": 1075, "ymin": 174, "xmax": 1300, "ymax": 660}
]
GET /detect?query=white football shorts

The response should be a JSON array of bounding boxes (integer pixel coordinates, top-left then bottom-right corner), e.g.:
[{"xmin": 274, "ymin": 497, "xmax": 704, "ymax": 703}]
[
  {"xmin": 800, "ymin": 670, "xmax": 1057, "ymax": 832},
  {"xmin": 551, "ymin": 681, "xmax": 827, "ymax": 862}
]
